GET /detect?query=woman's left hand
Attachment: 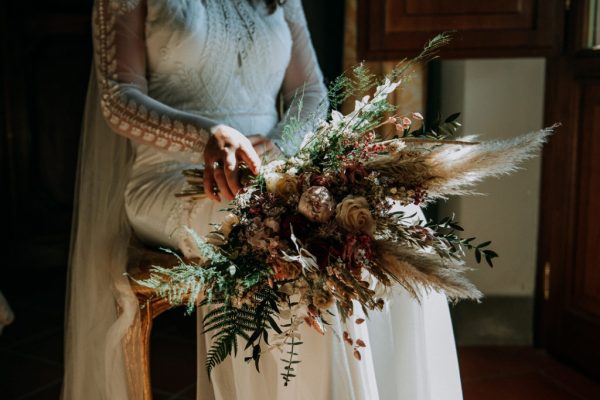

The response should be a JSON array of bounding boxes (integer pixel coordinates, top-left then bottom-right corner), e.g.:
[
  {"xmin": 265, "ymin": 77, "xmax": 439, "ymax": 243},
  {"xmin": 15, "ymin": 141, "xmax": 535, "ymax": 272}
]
[{"xmin": 247, "ymin": 135, "xmax": 282, "ymax": 162}]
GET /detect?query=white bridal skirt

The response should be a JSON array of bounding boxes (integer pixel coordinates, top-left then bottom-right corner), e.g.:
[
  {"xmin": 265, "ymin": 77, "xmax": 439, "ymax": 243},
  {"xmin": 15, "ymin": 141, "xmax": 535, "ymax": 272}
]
[{"xmin": 124, "ymin": 143, "xmax": 463, "ymax": 400}]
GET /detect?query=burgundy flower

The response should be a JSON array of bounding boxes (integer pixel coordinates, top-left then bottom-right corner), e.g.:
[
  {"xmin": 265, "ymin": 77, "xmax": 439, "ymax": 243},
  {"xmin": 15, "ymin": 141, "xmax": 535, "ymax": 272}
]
[
  {"xmin": 339, "ymin": 162, "xmax": 367, "ymax": 185},
  {"xmin": 307, "ymin": 240, "xmax": 341, "ymax": 269},
  {"xmin": 342, "ymin": 233, "xmax": 373, "ymax": 264},
  {"xmin": 345, "ymin": 163, "xmax": 368, "ymax": 183},
  {"xmin": 279, "ymin": 213, "xmax": 311, "ymax": 241},
  {"xmin": 248, "ymin": 207, "xmax": 262, "ymax": 216},
  {"xmin": 342, "ymin": 235, "xmax": 358, "ymax": 262},
  {"xmin": 357, "ymin": 234, "xmax": 374, "ymax": 259},
  {"xmin": 310, "ymin": 174, "xmax": 331, "ymax": 187}
]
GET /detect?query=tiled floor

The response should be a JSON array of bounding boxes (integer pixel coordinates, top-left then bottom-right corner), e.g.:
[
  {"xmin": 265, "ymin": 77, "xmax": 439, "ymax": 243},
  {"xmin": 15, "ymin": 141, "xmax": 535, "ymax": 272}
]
[
  {"xmin": 460, "ymin": 347, "xmax": 600, "ymax": 400},
  {"xmin": 1, "ymin": 268, "xmax": 599, "ymax": 399}
]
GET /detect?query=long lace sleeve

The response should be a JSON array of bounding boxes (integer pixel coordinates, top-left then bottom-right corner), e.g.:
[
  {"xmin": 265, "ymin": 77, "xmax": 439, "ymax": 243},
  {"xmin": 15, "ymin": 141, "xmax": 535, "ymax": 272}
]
[
  {"xmin": 267, "ymin": 0, "xmax": 329, "ymax": 156},
  {"xmin": 92, "ymin": 0, "xmax": 219, "ymax": 163}
]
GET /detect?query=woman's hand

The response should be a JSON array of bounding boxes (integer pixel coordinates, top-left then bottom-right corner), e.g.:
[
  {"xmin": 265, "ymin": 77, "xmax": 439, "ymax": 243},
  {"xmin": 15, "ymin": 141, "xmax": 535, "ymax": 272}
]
[
  {"xmin": 203, "ymin": 125, "xmax": 261, "ymax": 202},
  {"xmin": 247, "ymin": 134, "xmax": 283, "ymax": 162}
]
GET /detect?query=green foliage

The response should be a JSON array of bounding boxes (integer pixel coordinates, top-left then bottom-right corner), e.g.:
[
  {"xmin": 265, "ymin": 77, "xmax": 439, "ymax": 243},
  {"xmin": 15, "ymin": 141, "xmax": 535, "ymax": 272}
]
[
  {"xmin": 299, "ymin": 33, "xmax": 455, "ymax": 170},
  {"xmin": 328, "ymin": 62, "xmax": 378, "ymax": 110},
  {"xmin": 202, "ymin": 287, "xmax": 282, "ymax": 378},
  {"xmin": 387, "ymin": 32, "xmax": 452, "ymax": 84},
  {"xmin": 280, "ymin": 86, "xmax": 306, "ymax": 148},
  {"xmin": 202, "ymin": 303, "xmax": 252, "ymax": 375},
  {"xmin": 279, "ymin": 298, "xmax": 302, "ymax": 386},
  {"xmin": 425, "ymin": 215, "xmax": 499, "ymax": 267},
  {"xmin": 130, "ymin": 247, "xmax": 225, "ymax": 314},
  {"xmin": 408, "ymin": 112, "xmax": 462, "ymax": 140},
  {"xmin": 280, "ymin": 334, "xmax": 302, "ymax": 386}
]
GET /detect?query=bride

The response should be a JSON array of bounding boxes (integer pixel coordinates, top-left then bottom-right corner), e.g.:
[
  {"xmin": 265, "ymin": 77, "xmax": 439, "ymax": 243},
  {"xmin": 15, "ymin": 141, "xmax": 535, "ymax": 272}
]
[{"xmin": 64, "ymin": 0, "xmax": 463, "ymax": 399}]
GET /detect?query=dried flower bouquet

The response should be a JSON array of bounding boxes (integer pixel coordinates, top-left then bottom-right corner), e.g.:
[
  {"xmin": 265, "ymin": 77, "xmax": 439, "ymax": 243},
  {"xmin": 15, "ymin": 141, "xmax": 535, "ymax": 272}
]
[{"xmin": 135, "ymin": 35, "xmax": 553, "ymax": 384}]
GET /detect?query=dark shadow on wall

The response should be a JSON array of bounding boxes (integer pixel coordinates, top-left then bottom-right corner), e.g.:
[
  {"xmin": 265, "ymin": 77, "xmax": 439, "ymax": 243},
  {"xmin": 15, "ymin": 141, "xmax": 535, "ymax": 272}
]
[{"xmin": 303, "ymin": 0, "xmax": 346, "ymax": 86}]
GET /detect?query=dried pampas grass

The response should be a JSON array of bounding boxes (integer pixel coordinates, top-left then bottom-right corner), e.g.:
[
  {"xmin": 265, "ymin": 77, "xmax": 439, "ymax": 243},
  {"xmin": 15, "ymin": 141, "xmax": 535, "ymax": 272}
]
[
  {"xmin": 424, "ymin": 127, "xmax": 555, "ymax": 198},
  {"xmin": 366, "ymin": 126, "xmax": 555, "ymax": 202},
  {"xmin": 373, "ymin": 240, "xmax": 483, "ymax": 302}
]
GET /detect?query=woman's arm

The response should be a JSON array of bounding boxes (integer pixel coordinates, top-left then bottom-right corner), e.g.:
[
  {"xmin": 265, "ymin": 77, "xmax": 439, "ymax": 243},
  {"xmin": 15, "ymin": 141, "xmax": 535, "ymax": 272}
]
[
  {"xmin": 266, "ymin": 0, "xmax": 329, "ymax": 156},
  {"xmin": 92, "ymin": 0, "xmax": 218, "ymax": 162},
  {"xmin": 93, "ymin": 0, "xmax": 260, "ymax": 200}
]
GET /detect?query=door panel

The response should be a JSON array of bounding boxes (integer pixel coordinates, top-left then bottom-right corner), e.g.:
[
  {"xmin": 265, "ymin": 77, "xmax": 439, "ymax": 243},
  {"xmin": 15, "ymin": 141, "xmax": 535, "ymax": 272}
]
[
  {"xmin": 538, "ymin": 1, "xmax": 600, "ymax": 380},
  {"xmin": 357, "ymin": 0, "xmax": 563, "ymax": 59},
  {"xmin": 572, "ymin": 84, "xmax": 600, "ymax": 317}
]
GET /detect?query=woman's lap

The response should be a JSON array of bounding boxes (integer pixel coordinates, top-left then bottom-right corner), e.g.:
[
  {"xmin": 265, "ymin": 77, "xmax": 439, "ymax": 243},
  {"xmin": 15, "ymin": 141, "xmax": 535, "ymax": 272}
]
[{"xmin": 124, "ymin": 161, "xmax": 230, "ymax": 257}]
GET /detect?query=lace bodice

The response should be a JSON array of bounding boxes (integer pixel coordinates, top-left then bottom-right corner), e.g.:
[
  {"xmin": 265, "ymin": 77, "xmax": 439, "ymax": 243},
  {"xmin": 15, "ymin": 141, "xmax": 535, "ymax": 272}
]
[{"xmin": 92, "ymin": 0, "xmax": 327, "ymax": 163}]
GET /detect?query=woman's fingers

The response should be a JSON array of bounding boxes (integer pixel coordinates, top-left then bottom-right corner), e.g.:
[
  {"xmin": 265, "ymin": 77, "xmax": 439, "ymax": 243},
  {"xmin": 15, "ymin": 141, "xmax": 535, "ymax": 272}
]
[
  {"xmin": 213, "ymin": 166, "xmax": 234, "ymax": 201},
  {"xmin": 223, "ymin": 150, "xmax": 242, "ymax": 195},
  {"xmin": 237, "ymin": 141, "xmax": 261, "ymax": 175},
  {"xmin": 203, "ymin": 130, "xmax": 263, "ymax": 203},
  {"xmin": 224, "ymin": 149, "xmax": 237, "ymax": 172},
  {"xmin": 203, "ymin": 165, "xmax": 221, "ymax": 202}
]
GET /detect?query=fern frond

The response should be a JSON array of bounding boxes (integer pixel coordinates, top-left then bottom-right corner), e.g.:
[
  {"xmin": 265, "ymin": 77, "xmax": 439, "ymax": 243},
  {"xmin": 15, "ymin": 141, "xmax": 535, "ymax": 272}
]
[
  {"xmin": 202, "ymin": 287, "xmax": 283, "ymax": 379},
  {"xmin": 206, "ymin": 328, "xmax": 238, "ymax": 376}
]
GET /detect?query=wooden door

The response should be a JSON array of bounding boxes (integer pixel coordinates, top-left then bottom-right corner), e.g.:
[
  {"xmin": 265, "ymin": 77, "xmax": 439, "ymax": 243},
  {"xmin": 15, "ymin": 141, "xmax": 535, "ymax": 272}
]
[
  {"xmin": 357, "ymin": 0, "xmax": 563, "ymax": 59},
  {"xmin": 537, "ymin": 0, "xmax": 600, "ymax": 380}
]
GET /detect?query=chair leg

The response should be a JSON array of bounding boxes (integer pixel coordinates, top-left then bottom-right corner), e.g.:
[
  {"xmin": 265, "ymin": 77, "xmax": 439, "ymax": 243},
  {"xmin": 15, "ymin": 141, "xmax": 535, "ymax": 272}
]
[
  {"xmin": 122, "ymin": 295, "xmax": 180, "ymax": 399},
  {"xmin": 121, "ymin": 300, "xmax": 154, "ymax": 400},
  {"xmin": 139, "ymin": 301, "xmax": 154, "ymax": 400}
]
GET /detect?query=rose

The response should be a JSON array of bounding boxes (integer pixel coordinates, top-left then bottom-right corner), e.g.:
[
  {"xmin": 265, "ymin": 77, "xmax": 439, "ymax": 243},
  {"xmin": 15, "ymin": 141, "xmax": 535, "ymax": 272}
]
[
  {"xmin": 274, "ymin": 175, "xmax": 299, "ymax": 199},
  {"xmin": 335, "ymin": 196, "xmax": 376, "ymax": 235},
  {"xmin": 342, "ymin": 163, "xmax": 367, "ymax": 184},
  {"xmin": 220, "ymin": 213, "xmax": 240, "ymax": 238},
  {"xmin": 264, "ymin": 172, "xmax": 298, "ymax": 199},
  {"xmin": 297, "ymin": 186, "xmax": 335, "ymax": 222},
  {"xmin": 262, "ymin": 159, "xmax": 286, "ymax": 175}
]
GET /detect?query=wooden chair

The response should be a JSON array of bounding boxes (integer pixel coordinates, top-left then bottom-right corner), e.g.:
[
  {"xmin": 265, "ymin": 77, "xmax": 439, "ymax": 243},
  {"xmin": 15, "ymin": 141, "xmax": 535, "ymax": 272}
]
[{"xmin": 124, "ymin": 247, "xmax": 193, "ymax": 400}]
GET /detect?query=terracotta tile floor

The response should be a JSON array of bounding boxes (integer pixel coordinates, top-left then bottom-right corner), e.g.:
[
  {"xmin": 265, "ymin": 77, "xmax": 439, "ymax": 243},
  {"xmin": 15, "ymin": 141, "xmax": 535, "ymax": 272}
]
[
  {"xmin": 1, "ymin": 269, "xmax": 599, "ymax": 399},
  {"xmin": 460, "ymin": 347, "xmax": 600, "ymax": 400}
]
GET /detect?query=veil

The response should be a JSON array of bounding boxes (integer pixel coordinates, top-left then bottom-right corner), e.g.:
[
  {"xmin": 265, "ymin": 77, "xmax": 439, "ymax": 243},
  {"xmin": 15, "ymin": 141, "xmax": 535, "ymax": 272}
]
[{"xmin": 63, "ymin": 68, "xmax": 143, "ymax": 399}]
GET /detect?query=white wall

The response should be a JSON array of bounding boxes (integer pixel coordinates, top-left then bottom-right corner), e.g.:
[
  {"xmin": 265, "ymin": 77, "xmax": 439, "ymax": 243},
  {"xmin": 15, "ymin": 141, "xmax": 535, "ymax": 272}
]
[{"xmin": 439, "ymin": 59, "xmax": 546, "ymax": 296}]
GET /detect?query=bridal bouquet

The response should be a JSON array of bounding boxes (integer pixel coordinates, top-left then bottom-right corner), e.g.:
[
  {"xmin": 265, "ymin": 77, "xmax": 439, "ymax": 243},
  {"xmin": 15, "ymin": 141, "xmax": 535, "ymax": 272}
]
[{"xmin": 136, "ymin": 35, "xmax": 552, "ymax": 384}]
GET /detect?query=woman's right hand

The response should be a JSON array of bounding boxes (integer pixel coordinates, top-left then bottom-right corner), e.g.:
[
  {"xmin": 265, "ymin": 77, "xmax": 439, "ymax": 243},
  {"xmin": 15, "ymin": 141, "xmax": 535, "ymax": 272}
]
[{"xmin": 203, "ymin": 124, "xmax": 261, "ymax": 202}]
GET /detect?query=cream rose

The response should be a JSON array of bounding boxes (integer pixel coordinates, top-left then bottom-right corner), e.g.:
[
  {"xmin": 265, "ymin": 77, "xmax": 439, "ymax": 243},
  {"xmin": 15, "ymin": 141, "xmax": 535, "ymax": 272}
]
[
  {"xmin": 220, "ymin": 213, "xmax": 240, "ymax": 238},
  {"xmin": 335, "ymin": 196, "xmax": 376, "ymax": 235},
  {"xmin": 264, "ymin": 172, "xmax": 298, "ymax": 199}
]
